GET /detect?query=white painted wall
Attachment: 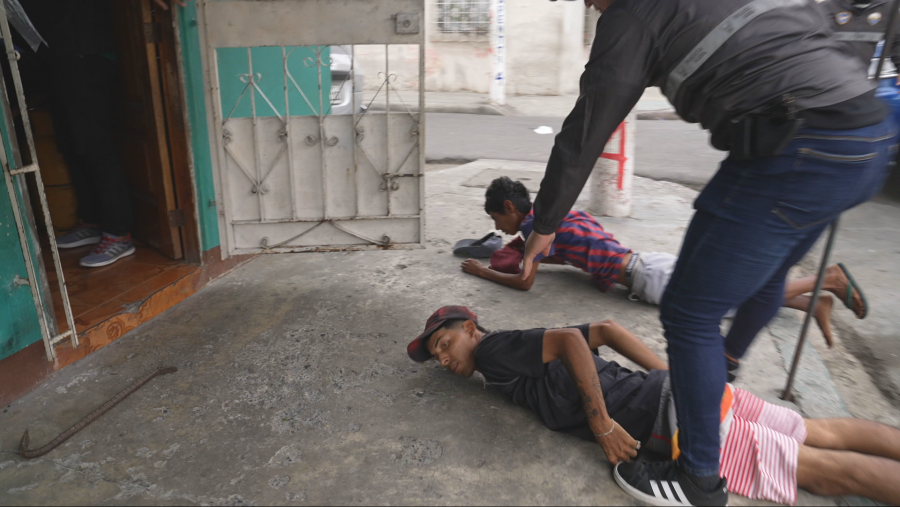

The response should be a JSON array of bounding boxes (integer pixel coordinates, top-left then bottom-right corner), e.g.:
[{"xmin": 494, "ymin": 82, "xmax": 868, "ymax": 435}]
[
  {"xmin": 425, "ymin": 41, "xmax": 493, "ymax": 93},
  {"xmin": 353, "ymin": 0, "xmax": 588, "ymax": 96},
  {"xmin": 506, "ymin": 0, "xmax": 585, "ymax": 95}
]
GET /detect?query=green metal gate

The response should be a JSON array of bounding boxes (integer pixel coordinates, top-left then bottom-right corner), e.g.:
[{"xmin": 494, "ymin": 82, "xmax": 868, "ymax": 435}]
[{"xmin": 0, "ymin": 1, "xmax": 77, "ymax": 362}]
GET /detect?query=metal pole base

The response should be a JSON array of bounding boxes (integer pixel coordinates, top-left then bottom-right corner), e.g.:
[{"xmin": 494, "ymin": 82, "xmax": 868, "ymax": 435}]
[{"xmin": 782, "ymin": 217, "xmax": 841, "ymax": 402}]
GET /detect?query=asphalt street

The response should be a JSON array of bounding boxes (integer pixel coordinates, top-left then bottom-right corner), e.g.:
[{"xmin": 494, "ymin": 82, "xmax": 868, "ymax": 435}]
[{"xmin": 425, "ymin": 113, "xmax": 725, "ymax": 191}]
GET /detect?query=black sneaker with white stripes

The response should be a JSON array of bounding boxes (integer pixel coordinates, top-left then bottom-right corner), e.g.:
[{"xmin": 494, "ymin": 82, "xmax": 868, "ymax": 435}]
[{"xmin": 614, "ymin": 460, "xmax": 728, "ymax": 506}]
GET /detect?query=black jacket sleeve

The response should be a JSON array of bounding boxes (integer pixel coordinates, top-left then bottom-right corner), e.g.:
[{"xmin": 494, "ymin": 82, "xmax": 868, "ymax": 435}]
[
  {"xmin": 531, "ymin": 8, "xmax": 656, "ymax": 235},
  {"xmin": 891, "ymin": 7, "xmax": 900, "ymax": 70}
]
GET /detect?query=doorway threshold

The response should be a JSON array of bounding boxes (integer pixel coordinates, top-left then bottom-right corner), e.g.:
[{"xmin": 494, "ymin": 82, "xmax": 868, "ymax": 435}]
[{"xmin": 45, "ymin": 244, "xmax": 199, "ymax": 369}]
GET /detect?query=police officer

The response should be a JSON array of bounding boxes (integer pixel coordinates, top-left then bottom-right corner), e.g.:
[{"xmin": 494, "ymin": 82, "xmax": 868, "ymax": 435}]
[
  {"xmin": 818, "ymin": 0, "xmax": 900, "ymax": 73},
  {"xmin": 521, "ymin": 0, "xmax": 897, "ymax": 504}
]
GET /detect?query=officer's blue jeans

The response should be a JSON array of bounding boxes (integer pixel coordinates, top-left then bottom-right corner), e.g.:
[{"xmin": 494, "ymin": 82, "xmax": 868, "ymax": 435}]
[{"xmin": 661, "ymin": 117, "xmax": 898, "ymax": 478}]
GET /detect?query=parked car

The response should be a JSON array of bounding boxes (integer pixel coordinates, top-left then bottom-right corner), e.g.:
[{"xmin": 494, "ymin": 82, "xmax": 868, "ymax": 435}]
[{"xmin": 329, "ymin": 45, "xmax": 366, "ymax": 115}]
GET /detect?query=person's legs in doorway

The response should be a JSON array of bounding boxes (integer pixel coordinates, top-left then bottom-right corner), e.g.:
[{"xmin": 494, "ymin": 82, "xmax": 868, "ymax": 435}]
[
  {"xmin": 49, "ymin": 60, "xmax": 103, "ymax": 250},
  {"xmin": 50, "ymin": 53, "xmax": 134, "ymax": 267}
]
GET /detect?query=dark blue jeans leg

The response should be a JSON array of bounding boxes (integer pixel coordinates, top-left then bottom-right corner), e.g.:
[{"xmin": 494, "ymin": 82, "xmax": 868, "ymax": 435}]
[
  {"xmin": 723, "ymin": 225, "xmax": 826, "ymax": 360},
  {"xmin": 660, "ymin": 210, "xmax": 811, "ymax": 477},
  {"xmin": 661, "ymin": 117, "xmax": 897, "ymax": 477}
]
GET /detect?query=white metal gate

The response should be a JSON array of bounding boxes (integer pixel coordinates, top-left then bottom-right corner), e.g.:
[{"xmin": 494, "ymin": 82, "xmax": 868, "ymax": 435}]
[
  {"xmin": 201, "ymin": 0, "xmax": 426, "ymax": 255},
  {"xmin": 0, "ymin": 2, "xmax": 78, "ymax": 360}
]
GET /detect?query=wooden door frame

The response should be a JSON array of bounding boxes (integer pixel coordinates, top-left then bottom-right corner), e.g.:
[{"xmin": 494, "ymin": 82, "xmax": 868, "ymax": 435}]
[{"xmin": 153, "ymin": 3, "xmax": 202, "ymax": 265}]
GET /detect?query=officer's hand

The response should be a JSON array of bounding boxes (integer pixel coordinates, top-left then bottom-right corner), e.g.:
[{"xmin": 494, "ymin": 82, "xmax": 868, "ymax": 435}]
[
  {"xmin": 521, "ymin": 232, "xmax": 554, "ymax": 280},
  {"xmin": 896, "ymin": 75, "xmax": 900, "ymax": 86},
  {"xmin": 153, "ymin": 0, "xmax": 188, "ymax": 10}
]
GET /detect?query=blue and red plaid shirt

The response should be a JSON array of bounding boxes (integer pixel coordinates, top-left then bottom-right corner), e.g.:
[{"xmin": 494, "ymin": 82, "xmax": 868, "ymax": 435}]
[{"xmin": 520, "ymin": 210, "xmax": 632, "ymax": 291}]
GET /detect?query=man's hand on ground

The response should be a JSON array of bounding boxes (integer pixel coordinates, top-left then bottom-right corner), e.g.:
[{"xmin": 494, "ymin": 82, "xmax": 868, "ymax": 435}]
[
  {"xmin": 461, "ymin": 259, "xmax": 486, "ymax": 277},
  {"xmin": 153, "ymin": 0, "xmax": 188, "ymax": 10},
  {"xmin": 596, "ymin": 421, "xmax": 640, "ymax": 465},
  {"xmin": 522, "ymin": 232, "xmax": 555, "ymax": 280}
]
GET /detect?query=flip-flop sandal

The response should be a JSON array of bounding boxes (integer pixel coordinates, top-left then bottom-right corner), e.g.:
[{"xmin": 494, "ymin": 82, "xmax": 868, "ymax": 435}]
[{"xmin": 837, "ymin": 262, "xmax": 868, "ymax": 320}]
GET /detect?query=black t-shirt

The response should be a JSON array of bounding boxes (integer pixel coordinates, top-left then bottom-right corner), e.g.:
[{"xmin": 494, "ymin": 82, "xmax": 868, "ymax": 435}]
[{"xmin": 473, "ymin": 324, "xmax": 667, "ymax": 443}]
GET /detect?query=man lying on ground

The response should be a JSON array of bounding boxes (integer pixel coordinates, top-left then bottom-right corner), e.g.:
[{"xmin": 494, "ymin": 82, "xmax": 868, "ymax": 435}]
[
  {"xmin": 461, "ymin": 177, "xmax": 868, "ymax": 380},
  {"xmin": 406, "ymin": 306, "xmax": 900, "ymax": 506}
]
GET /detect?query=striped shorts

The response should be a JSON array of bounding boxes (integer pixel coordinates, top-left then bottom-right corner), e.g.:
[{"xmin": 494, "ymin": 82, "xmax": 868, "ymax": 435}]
[
  {"xmin": 649, "ymin": 381, "xmax": 807, "ymax": 505},
  {"xmin": 721, "ymin": 388, "xmax": 807, "ymax": 505}
]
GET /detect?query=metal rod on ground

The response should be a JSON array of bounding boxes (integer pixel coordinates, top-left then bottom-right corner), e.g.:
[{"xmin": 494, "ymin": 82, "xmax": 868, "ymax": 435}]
[
  {"xmin": 873, "ymin": 0, "xmax": 900, "ymax": 80},
  {"xmin": 782, "ymin": 217, "xmax": 841, "ymax": 402}
]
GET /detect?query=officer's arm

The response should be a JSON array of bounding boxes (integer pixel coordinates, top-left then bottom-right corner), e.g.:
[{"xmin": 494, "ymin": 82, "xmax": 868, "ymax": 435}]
[
  {"xmin": 891, "ymin": 8, "xmax": 900, "ymax": 69},
  {"xmin": 531, "ymin": 8, "xmax": 654, "ymax": 235}
]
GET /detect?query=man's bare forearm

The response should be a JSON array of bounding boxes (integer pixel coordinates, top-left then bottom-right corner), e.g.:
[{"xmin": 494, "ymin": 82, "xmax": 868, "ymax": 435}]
[
  {"xmin": 542, "ymin": 328, "xmax": 638, "ymax": 463},
  {"xmin": 559, "ymin": 336, "xmax": 613, "ymax": 433},
  {"xmin": 476, "ymin": 268, "xmax": 531, "ymax": 290},
  {"xmin": 590, "ymin": 321, "xmax": 667, "ymax": 371}
]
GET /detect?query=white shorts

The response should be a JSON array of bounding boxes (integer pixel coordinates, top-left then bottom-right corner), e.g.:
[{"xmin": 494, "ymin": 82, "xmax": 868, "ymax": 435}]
[
  {"xmin": 629, "ymin": 252, "xmax": 677, "ymax": 305},
  {"xmin": 628, "ymin": 252, "xmax": 737, "ymax": 318}
]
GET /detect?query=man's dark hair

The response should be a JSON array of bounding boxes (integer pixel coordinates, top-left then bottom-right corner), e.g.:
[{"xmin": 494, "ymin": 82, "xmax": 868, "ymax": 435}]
[{"xmin": 484, "ymin": 177, "xmax": 532, "ymax": 215}]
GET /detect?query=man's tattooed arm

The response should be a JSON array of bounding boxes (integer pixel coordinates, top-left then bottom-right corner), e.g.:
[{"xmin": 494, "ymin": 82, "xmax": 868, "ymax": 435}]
[{"xmin": 544, "ymin": 328, "xmax": 639, "ymax": 464}]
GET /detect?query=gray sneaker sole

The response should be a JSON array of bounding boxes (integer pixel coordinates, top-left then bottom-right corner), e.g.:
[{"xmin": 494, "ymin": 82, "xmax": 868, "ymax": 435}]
[
  {"xmin": 79, "ymin": 246, "xmax": 136, "ymax": 268},
  {"xmin": 57, "ymin": 236, "xmax": 102, "ymax": 249}
]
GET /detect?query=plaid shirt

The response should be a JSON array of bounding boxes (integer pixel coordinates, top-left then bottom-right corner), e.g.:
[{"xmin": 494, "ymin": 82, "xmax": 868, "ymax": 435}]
[{"xmin": 520, "ymin": 210, "xmax": 632, "ymax": 291}]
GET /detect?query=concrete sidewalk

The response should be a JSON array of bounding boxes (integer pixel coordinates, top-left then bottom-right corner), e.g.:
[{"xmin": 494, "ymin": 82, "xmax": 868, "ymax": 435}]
[{"xmin": 0, "ymin": 161, "xmax": 895, "ymax": 505}]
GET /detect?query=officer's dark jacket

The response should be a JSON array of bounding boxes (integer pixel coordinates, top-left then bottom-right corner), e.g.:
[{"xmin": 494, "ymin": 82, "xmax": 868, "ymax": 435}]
[
  {"xmin": 817, "ymin": 0, "xmax": 900, "ymax": 68},
  {"xmin": 532, "ymin": 0, "xmax": 876, "ymax": 235}
]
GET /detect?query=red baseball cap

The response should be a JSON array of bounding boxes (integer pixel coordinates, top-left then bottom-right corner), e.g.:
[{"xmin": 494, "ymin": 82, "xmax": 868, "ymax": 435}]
[{"xmin": 407, "ymin": 306, "xmax": 478, "ymax": 362}]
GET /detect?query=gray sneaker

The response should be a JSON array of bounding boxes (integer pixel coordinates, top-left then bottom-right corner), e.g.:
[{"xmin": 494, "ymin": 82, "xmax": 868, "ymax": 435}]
[
  {"xmin": 79, "ymin": 233, "xmax": 136, "ymax": 268},
  {"xmin": 56, "ymin": 223, "xmax": 102, "ymax": 249}
]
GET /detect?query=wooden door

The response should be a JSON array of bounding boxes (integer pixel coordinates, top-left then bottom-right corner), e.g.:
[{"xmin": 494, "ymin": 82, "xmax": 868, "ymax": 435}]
[{"xmin": 111, "ymin": 0, "xmax": 182, "ymax": 259}]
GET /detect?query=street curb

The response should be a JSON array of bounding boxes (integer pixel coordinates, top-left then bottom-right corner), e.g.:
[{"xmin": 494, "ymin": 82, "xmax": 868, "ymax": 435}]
[
  {"xmin": 386, "ymin": 103, "xmax": 681, "ymax": 119},
  {"xmin": 426, "ymin": 157, "xmax": 476, "ymax": 165},
  {"xmin": 370, "ymin": 103, "xmax": 512, "ymax": 116},
  {"xmin": 767, "ymin": 311, "xmax": 851, "ymax": 419},
  {"xmin": 767, "ymin": 312, "xmax": 880, "ymax": 506},
  {"xmin": 636, "ymin": 110, "xmax": 681, "ymax": 121}
]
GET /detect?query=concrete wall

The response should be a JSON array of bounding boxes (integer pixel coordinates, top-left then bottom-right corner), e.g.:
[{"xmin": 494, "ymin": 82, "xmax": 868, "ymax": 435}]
[
  {"xmin": 506, "ymin": 0, "xmax": 585, "ymax": 95},
  {"xmin": 354, "ymin": 0, "xmax": 588, "ymax": 96},
  {"xmin": 425, "ymin": 42, "xmax": 492, "ymax": 93}
]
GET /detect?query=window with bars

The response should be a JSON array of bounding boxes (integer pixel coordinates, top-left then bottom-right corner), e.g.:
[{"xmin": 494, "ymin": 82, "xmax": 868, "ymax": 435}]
[{"xmin": 432, "ymin": 0, "xmax": 491, "ymax": 41}]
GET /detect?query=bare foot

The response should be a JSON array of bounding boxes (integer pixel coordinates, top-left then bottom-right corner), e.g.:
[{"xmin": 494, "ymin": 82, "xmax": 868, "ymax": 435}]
[
  {"xmin": 824, "ymin": 265, "xmax": 866, "ymax": 319},
  {"xmin": 814, "ymin": 294, "xmax": 835, "ymax": 348}
]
